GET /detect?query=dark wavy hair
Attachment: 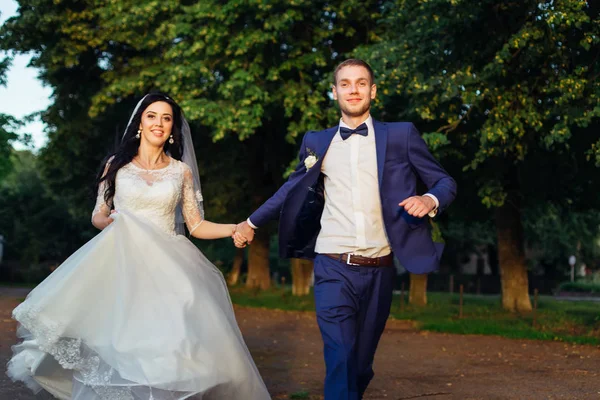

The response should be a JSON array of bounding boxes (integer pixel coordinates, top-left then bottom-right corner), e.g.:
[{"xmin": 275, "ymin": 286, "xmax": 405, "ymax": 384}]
[{"xmin": 94, "ymin": 92, "xmax": 184, "ymax": 209}]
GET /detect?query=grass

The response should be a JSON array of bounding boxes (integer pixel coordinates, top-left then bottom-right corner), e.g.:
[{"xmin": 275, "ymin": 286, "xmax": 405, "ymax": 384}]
[
  {"xmin": 229, "ymin": 287, "xmax": 600, "ymax": 346},
  {"xmin": 289, "ymin": 391, "xmax": 310, "ymax": 399},
  {"xmin": 230, "ymin": 286, "xmax": 315, "ymax": 312},
  {"xmin": 557, "ymin": 281, "xmax": 600, "ymax": 293},
  {"xmin": 393, "ymin": 292, "xmax": 600, "ymax": 345}
]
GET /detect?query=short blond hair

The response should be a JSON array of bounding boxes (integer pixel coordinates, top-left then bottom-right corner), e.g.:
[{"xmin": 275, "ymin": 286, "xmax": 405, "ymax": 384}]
[{"xmin": 333, "ymin": 59, "xmax": 375, "ymax": 85}]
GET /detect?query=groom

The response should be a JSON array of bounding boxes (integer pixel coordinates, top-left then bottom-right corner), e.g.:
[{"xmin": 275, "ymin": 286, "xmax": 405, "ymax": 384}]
[{"xmin": 236, "ymin": 59, "xmax": 456, "ymax": 399}]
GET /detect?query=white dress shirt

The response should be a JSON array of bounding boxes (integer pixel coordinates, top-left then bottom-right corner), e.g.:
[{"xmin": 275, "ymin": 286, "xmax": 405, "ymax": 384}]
[{"xmin": 314, "ymin": 116, "xmax": 391, "ymax": 257}]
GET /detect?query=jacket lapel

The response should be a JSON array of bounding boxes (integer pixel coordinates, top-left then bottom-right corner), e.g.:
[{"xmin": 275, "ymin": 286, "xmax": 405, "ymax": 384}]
[
  {"xmin": 373, "ymin": 120, "xmax": 388, "ymax": 185},
  {"xmin": 296, "ymin": 126, "xmax": 338, "ymax": 183},
  {"xmin": 315, "ymin": 126, "xmax": 338, "ymax": 159}
]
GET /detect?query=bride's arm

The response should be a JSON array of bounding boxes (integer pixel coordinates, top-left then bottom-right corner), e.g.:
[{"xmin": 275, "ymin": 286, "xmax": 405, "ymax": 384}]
[
  {"xmin": 181, "ymin": 165, "xmax": 235, "ymax": 240},
  {"xmin": 92, "ymin": 158, "xmax": 115, "ymax": 230},
  {"xmin": 92, "ymin": 211, "xmax": 114, "ymax": 230},
  {"xmin": 188, "ymin": 220, "xmax": 236, "ymax": 240}
]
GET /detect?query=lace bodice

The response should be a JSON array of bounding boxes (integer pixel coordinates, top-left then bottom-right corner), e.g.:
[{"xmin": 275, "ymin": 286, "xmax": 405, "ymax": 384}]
[{"xmin": 92, "ymin": 158, "xmax": 203, "ymax": 236}]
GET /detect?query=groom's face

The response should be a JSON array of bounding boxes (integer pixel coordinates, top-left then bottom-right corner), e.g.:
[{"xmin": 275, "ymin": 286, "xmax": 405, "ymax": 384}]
[{"xmin": 332, "ymin": 65, "xmax": 377, "ymax": 119}]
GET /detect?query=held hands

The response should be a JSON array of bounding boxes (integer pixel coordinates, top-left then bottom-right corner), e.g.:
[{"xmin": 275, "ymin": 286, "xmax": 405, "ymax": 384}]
[
  {"xmin": 229, "ymin": 197, "xmax": 434, "ymax": 246},
  {"xmin": 232, "ymin": 221, "xmax": 255, "ymax": 248},
  {"xmin": 399, "ymin": 196, "xmax": 436, "ymax": 218}
]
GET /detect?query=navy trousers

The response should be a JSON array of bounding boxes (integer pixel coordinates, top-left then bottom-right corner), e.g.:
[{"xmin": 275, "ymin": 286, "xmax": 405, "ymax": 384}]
[{"xmin": 313, "ymin": 254, "xmax": 395, "ymax": 400}]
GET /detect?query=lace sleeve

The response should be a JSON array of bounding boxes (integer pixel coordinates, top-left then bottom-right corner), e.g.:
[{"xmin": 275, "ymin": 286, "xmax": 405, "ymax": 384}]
[
  {"xmin": 182, "ymin": 164, "xmax": 204, "ymax": 235},
  {"xmin": 91, "ymin": 158, "xmax": 113, "ymax": 221}
]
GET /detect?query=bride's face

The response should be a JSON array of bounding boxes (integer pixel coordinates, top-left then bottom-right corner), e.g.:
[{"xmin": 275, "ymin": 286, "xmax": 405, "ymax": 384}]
[{"xmin": 138, "ymin": 101, "xmax": 174, "ymax": 147}]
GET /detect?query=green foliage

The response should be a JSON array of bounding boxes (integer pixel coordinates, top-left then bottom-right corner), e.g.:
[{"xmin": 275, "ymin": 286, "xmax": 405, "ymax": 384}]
[
  {"xmin": 0, "ymin": 51, "xmax": 19, "ymax": 179},
  {"xmin": 586, "ymin": 139, "xmax": 600, "ymax": 166},
  {"xmin": 429, "ymin": 219, "xmax": 444, "ymax": 243},
  {"xmin": 357, "ymin": 0, "xmax": 600, "ymax": 205},
  {"xmin": 355, "ymin": 0, "xmax": 600, "ymax": 282},
  {"xmin": 0, "ymin": 56, "xmax": 10, "ymax": 86},
  {"xmin": 422, "ymin": 132, "xmax": 450, "ymax": 152},
  {"xmin": 0, "ymin": 150, "xmax": 88, "ymax": 268},
  {"xmin": 477, "ymin": 180, "xmax": 507, "ymax": 209},
  {"xmin": 0, "ymin": 114, "xmax": 21, "ymax": 180},
  {"xmin": 524, "ymin": 203, "xmax": 600, "ymax": 269},
  {"xmin": 1, "ymin": 1, "xmax": 136, "ymax": 226},
  {"xmin": 0, "ymin": 0, "xmax": 389, "ymax": 235},
  {"xmin": 557, "ymin": 281, "xmax": 600, "ymax": 293},
  {"xmin": 2, "ymin": 0, "xmax": 599, "ymax": 279},
  {"xmin": 193, "ymin": 236, "xmax": 238, "ymax": 274},
  {"xmin": 85, "ymin": 0, "xmax": 383, "ymax": 138}
]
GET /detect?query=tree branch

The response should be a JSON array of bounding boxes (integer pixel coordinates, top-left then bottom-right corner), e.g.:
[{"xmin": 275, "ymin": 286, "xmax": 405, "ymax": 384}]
[{"xmin": 437, "ymin": 106, "xmax": 473, "ymax": 133}]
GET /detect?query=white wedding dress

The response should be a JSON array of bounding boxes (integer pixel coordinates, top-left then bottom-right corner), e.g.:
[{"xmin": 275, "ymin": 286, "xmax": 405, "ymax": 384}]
[{"xmin": 7, "ymin": 158, "xmax": 271, "ymax": 400}]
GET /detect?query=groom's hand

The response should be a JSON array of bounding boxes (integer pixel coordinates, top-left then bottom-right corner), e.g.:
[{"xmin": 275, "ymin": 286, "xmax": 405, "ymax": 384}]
[
  {"xmin": 235, "ymin": 221, "xmax": 255, "ymax": 245},
  {"xmin": 399, "ymin": 196, "xmax": 436, "ymax": 218}
]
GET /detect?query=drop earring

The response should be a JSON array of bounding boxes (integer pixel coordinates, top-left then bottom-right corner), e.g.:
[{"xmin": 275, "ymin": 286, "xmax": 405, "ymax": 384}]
[
  {"xmin": 136, "ymin": 129, "xmax": 141, "ymax": 139},
  {"xmin": 169, "ymin": 135, "xmax": 174, "ymax": 144}
]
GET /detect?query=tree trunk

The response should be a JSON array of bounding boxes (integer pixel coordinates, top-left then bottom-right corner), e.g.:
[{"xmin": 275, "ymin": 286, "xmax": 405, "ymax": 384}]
[
  {"xmin": 495, "ymin": 198, "xmax": 532, "ymax": 312},
  {"xmin": 246, "ymin": 229, "xmax": 271, "ymax": 290},
  {"xmin": 291, "ymin": 258, "xmax": 313, "ymax": 296},
  {"xmin": 227, "ymin": 248, "xmax": 244, "ymax": 286},
  {"xmin": 409, "ymin": 273, "xmax": 428, "ymax": 306}
]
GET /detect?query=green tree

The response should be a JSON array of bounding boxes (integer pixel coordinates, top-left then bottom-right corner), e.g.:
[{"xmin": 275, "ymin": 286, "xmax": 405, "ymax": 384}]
[
  {"xmin": 0, "ymin": 0, "xmax": 166, "ymax": 248},
  {"xmin": 87, "ymin": 0, "xmax": 389, "ymax": 289},
  {"xmin": 0, "ymin": 113, "xmax": 20, "ymax": 181},
  {"xmin": 0, "ymin": 150, "xmax": 85, "ymax": 277},
  {"xmin": 0, "ymin": 56, "xmax": 20, "ymax": 180},
  {"xmin": 3, "ymin": 0, "xmax": 389, "ymax": 289},
  {"xmin": 358, "ymin": 0, "xmax": 600, "ymax": 311}
]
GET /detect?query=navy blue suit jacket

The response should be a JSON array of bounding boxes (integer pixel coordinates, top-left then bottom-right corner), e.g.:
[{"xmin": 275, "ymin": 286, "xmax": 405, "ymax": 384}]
[{"xmin": 249, "ymin": 121, "xmax": 457, "ymax": 274}]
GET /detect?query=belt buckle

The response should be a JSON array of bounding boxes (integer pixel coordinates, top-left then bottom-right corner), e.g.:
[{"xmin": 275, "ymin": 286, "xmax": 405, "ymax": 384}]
[{"xmin": 346, "ymin": 253, "xmax": 360, "ymax": 266}]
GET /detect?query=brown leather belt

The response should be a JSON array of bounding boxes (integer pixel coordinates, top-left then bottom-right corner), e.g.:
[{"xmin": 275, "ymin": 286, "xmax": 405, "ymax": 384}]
[{"xmin": 322, "ymin": 253, "xmax": 394, "ymax": 267}]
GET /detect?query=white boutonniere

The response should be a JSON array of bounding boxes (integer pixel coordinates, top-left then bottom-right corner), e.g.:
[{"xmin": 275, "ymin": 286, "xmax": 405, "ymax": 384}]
[{"xmin": 304, "ymin": 148, "xmax": 318, "ymax": 171}]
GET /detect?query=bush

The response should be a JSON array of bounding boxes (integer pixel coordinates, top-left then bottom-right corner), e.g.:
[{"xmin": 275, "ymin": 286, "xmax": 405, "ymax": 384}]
[{"xmin": 557, "ymin": 281, "xmax": 600, "ymax": 293}]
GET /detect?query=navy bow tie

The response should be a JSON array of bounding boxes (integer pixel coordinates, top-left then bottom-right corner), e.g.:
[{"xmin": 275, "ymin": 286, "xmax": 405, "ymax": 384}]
[{"xmin": 339, "ymin": 123, "xmax": 368, "ymax": 140}]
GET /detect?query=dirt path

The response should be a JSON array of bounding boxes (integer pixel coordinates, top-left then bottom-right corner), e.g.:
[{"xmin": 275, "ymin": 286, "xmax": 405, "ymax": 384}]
[{"xmin": 0, "ymin": 290, "xmax": 598, "ymax": 400}]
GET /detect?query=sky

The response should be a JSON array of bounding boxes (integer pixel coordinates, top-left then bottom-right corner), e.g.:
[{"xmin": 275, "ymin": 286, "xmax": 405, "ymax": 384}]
[{"xmin": 0, "ymin": 0, "xmax": 51, "ymax": 151}]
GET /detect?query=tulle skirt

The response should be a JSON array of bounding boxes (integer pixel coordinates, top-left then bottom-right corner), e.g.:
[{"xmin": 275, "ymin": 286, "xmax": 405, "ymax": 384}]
[{"xmin": 7, "ymin": 211, "xmax": 271, "ymax": 399}]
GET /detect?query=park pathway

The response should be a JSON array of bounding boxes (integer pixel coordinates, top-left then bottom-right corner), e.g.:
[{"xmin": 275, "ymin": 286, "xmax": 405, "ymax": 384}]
[{"xmin": 0, "ymin": 288, "xmax": 598, "ymax": 399}]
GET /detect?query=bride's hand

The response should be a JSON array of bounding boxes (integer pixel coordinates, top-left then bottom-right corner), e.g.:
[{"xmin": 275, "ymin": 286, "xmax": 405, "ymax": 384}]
[
  {"xmin": 232, "ymin": 230, "xmax": 248, "ymax": 248},
  {"xmin": 103, "ymin": 210, "xmax": 119, "ymax": 228}
]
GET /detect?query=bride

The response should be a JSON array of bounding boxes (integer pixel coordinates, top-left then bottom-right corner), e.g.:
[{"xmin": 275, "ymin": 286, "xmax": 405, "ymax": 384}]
[{"xmin": 6, "ymin": 93, "xmax": 271, "ymax": 399}]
